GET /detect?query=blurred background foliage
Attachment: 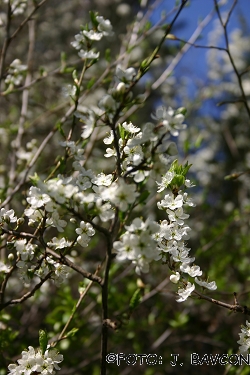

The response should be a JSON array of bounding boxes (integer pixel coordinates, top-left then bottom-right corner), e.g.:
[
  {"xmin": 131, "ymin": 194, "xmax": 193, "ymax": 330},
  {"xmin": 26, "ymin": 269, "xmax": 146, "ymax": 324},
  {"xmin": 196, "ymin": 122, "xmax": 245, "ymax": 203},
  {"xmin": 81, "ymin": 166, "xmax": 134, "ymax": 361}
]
[{"xmin": 1, "ymin": 0, "xmax": 250, "ymax": 374}]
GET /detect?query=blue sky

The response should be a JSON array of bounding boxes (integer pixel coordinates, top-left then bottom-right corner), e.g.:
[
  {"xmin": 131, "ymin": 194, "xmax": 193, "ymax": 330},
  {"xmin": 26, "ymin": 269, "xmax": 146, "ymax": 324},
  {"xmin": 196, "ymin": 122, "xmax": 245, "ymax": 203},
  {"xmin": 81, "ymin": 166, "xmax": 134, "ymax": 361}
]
[{"xmin": 151, "ymin": 0, "xmax": 250, "ymax": 87}]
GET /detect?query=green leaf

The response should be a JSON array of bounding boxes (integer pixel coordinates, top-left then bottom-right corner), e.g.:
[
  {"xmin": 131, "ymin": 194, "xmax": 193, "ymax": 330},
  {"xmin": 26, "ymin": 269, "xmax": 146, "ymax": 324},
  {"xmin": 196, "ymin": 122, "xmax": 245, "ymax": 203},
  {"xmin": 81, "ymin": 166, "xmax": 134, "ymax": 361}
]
[
  {"xmin": 118, "ymin": 123, "xmax": 126, "ymax": 141},
  {"xmin": 29, "ymin": 172, "xmax": 40, "ymax": 185},
  {"xmin": 89, "ymin": 11, "xmax": 98, "ymax": 28},
  {"xmin": 183, "ymin": 161, "xmax": 192, "ymax": 175},
  {"xmin": 171, "ymin": 174, "xmax": 185, "ymax": 187},
  {"xmin": 105, "ymin": 48, "xmax": 111, "ymax": 63},
  {"xmin": 129, "ymin": 289, "xmax": 142, "ymax": 311},
  {"xmin": 194, "ymin": 134, "xmax": 203, "ymax": 149},
  {"xmin": 175, "ymin": 107, "xmax": 187, "ymax": 116},
  {"xmin": 87, "ymin": 77, "xmax": 96, "ymax": 89},
  {"xmin": 39, "ymin": 329, "xmax": 48, "ymax": 355},
  {"xmin": 56, "ymin": 121, "xmax": 65, "ymax": 138},
  {"xmin": 139, "ymin": 58, "xmax": 151, "ymax": 75},
  {"xmin": 65, "ymin": 328, "xmax": 79, "ymax": 338}
]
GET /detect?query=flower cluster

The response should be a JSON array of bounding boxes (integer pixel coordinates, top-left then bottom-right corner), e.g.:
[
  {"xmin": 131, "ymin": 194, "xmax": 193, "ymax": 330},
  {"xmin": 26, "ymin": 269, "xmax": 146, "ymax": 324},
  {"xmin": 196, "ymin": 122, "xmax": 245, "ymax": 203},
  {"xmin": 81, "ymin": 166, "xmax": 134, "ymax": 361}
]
[
  {"xmin": 5, "ymin": 59, "xmax": 27, "ymax": 88},
  {"xmin": 8, "ymin": 346, "xmax": 63, "ymax": 375},
  {"xmin": 98, "ymin": 65, "xmax": 136, "ymax": 120},
  {"xmin": 100, "ymin": 178, "xmax": 139, "ymax": 212},
  {"xmin": 151, "ymin": 106, "xmax": 187, "ymax": 137},
  {"xmin": 3, "ymin": 0, "xmax": 27, "ymax": 15},
  {"xmin": 71, "ymin": 14, "xmax": 113, "ymax": 60},
  {"xmin": 237, "ymin": 321, "xmax": 250, "ymax": 354},
  {"xmin": 156, "ymin": 167, "xmax": 217, "ymax": 302},
  {"xmin": 24, "ymin": 185, "xmax": 69, "ymax": 232},
  {"xmin": 16, "ymin": 253, "xmax": 70, "ymax": 286},
  {"xmin": 14, "ymin": 239, "xmax": 36, "ymax": 261},
  {"xmin": 4, "ymin": 184, "xmax": 76, "ymax": 285},
  {"xmin": 76, "ymin": 221, "xmax": 95, "ymax": 247},
  {"xmin": 114, "ymin": 218, "xmax": 160, "ymax": 274},
  {"xmin": 103, "ymin": 105, "xmax": 185, "ymax": 182}
]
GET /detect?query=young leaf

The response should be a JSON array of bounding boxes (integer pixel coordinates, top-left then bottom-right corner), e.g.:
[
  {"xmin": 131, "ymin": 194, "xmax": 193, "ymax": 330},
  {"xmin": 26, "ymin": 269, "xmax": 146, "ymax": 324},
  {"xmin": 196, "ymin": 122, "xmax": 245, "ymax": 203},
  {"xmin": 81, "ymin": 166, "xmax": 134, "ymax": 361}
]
[
  {"xmin": 129, "ymin": 289, "xmax": 142, "ymax": 311},
  {"xmin": 39, "ymin": 329, "xmax": 48, "ymax": 355}
]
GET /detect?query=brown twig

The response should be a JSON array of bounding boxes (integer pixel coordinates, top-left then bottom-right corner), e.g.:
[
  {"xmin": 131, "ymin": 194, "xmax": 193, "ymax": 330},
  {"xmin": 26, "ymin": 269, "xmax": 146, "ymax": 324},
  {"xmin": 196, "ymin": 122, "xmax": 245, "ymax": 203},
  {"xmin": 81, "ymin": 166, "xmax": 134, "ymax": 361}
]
[
  {"xmin": 45, "ymin": 248, "xmax": 103, "ymax": 285},
  {"xmin": 194, "ymin": 289, "xmax": 250, "ymax": 315},
  {"xmin": 0, "ymin": 271, "xmax": 53, "ymax": 311}
]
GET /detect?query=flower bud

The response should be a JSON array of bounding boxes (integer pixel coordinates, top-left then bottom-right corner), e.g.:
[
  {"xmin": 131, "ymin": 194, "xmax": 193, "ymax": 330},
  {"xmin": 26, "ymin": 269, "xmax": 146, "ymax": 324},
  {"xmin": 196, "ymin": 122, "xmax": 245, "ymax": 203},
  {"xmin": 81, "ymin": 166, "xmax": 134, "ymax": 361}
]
[
  {"xmin": 170, "ymin": 272, "xmax": 180, "ymax": 284},
  {"xmin": 116, "ymin": 82, "xmax": 126, "ymax": 94},
  {"xmin": 17, "ymin": 218, "xmax": 25, "ymax": 226}
]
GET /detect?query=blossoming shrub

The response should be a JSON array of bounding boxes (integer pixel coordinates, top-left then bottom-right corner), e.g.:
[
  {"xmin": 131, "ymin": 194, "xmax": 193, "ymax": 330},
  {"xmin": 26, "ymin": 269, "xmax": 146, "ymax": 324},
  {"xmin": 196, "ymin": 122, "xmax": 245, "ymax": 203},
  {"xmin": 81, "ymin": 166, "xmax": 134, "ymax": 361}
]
[{"xmin": 1, "ymin": 1, "xmax": 250, "ymax": 374}]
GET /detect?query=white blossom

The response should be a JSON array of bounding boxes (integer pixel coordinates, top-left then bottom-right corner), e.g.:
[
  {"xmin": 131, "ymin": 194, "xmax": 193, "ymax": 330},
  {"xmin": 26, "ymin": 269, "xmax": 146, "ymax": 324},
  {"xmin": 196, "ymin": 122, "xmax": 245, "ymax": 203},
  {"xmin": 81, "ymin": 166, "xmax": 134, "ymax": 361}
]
[
  {"xmin": 114, "ymin": 218, "xmax": 160, "ymax": 274},
  {"xmin": 47, "ymin": 237, "xmax": 72, "ymax": 250},
  {"xmin": 166, "ymin": 207, "xmax": 190, "ymax": 226},
  {"xmin": 96, "ymin": 16, "xmax": 113, "ymax": 36},
  {"xmin": 103, "ymin": 179, "xmax": 139, "ymax": 211},
  {"xmin": 71, "ymin": 32, "xmax": 86, "ymax": 50},
  {"xmin": 157, "ymin": 193, "xmax": 183, "ymax": 211},
  {"xmin": 96, "ymin": 200, "xmax": 115, "ymax": 222},
  {"xmin": 238, "ymin": 321, "xmax": 250, "ymax": 354},
  {"xmin": 49, "ymin": 212, "xmax": 67, "ymax": 233},
  {"xmin": 76, "ymin": 175, "xmax": 92, "ymax": 191},
  {"xmin": 104, "ymin": 148, "xmax": 116, "ymax": 158},
  {"xmin": 5, "ymin": 59, "xmax": 27, "ymax": 86},
  {"xmin": 4, "ymin": 0, "xmax": 27, "ymax": 15},
  {"xmin": 91, "ymin": 173, "xmax": 113, "ymax": 186},
  {"xmin": 156, "ymin": 172, "xmax": 175, "ymax": 192},
  {"xmin": 76, "ymin": 221, "xmax": 95, "ymax": 247},
  {"xmin": 180, "ymin": 264, "xmax": 202, "ymax": 277},
  {"xmin": 82, "ymin": 30, "xmax": 103, "ymax": 41},
  {"xmin": 8, "ymin": 346, "xmax": 63, "ymax": 374},
  {"xmin": 116, "ymin": 65, "xmax": 136, "ymax": 83},
  {"xmin": 122, "ymin": 121, "xmax": 140, "ymax": 134},
  {"xmin": 78, "ymin": 49, "xmax": 100, "ymax": 60},
  {"xmin": 0, "ymin": 261, "xmax": 10, "ymax": 273},
  {"xmin": 195, "ymin": 277, "xmax": 217, "ymax": 290},
  {"xmin": 103, "ymin": 132, "xmax": 114, "ymax": 144},
  {"xmin": 176, "ymin": 282, "xmax": 195, "ymax": 302},
  {"xmin": 151, "ymin": 106, "xmax": 187, "ymax": 136},
  {"xmin": 123, "ymin": 144, "xmax": 144, "ymax": 166},
  {"xmin": 14, "ymin": 239, "xmax": 36, "ymax": 261},
  {"xmin": 27, "ymin": 187, "xmax": 51, "ymax": 208},
  {"xmin": 0, "ymin": 208, "xmax": 17, "ymax": 223}
]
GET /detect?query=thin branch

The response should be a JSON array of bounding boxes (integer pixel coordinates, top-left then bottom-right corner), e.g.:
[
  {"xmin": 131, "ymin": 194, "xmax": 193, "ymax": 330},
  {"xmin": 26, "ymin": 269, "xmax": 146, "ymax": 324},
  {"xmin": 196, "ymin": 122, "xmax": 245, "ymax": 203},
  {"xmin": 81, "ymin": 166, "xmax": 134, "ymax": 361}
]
[
  {"xmin": 0, "ymin": 0, "xmax": 48, "ymax": 86},
  {"xmin": 0, "ymin": 227, "xmax": 38, "ymax": 240},
  {"xmin": 194, "ymin": 289, "xmax": 250, "ymax": 316},
  {"xmin": 167, "ymin": 36, "xmax": 228, "ymax": 52},
  {"xmin": 50, "ymin": 265, "xmax": 101, "ymax": 347},
  {"xmin": 0, "ymin": 271, "xmax": 53, "ymax": 311},
  {"xmin": 45, "ymin": 248, "xmax": 103, "ymax": 285},
  {"xmin": 152, "ymin": 5, "xmax": 215, "ymax": 90},
  {"xmin": 100, "ymin": 211, "xmax": 114, "ymax": 375},
  {"xmin": 7, "ymin": 18, "xmax": 36, "ymax": 199},
  {"xmin": 214, "ymin": 0, "xmax": 250, "ymax": 119},
  {"xmin": 9, "ymin": 0, "xmax": 48, "ymax": 42},
  {"xmin": 0, "ymin": 1, "xmax": 11, "ymax": 90},
  {"xmin": 224, "ymin": 0, "xmax": 238, "ymax": 28}
]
